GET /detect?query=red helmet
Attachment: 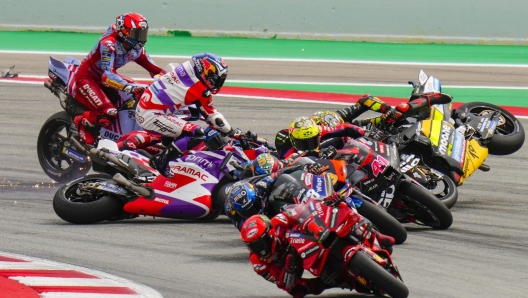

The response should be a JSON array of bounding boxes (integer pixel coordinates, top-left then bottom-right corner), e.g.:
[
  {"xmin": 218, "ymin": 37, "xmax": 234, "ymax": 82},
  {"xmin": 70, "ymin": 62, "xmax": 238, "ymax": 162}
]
[
  {"xmin": 116, "ymin": 13, "xmax": 149, "ymax": 50},
  {"xmin": 192, "ymin": 53, "xmax": 228, "ymax": 94},
  {"xmin": 240, "ymin": 215, "xmax": 273, "ymax": 257}
]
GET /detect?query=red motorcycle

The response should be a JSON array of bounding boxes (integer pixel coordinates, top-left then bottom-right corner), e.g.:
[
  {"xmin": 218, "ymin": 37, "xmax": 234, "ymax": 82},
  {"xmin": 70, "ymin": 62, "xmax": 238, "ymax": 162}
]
[{"xmin": 282, "ymin": 190, "xmax": 408, "ymax": 298}]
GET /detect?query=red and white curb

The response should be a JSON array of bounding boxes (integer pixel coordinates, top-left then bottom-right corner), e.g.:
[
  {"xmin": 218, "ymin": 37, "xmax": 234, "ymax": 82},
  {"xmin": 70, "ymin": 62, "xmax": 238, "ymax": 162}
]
[{"xmin": 0, "ymin": 252, "xmax": 163, "ymax": 298}]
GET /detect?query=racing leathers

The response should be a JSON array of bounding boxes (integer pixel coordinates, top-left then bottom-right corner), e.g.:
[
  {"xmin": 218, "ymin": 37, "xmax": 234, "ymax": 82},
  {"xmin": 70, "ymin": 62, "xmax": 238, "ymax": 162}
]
[
  {"xmin": 137, "ymin": 61, "xmax": 235, "ymax": 176},
  {"xmin": 73, "ymin": 24, "xmax": 164, "ymax": 144},
  {"xmin": 336, "ymin": 94, "xmax": 453, "ymax": 127},
  {"xmin": 275, "ymin": 123, "xmax": 365, "ymax": 160}
]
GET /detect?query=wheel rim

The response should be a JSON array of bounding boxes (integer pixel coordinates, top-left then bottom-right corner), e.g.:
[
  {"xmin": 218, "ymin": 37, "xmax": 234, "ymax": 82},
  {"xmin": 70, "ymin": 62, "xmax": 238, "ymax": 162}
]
[
  {"xmin": 470, "ymin": 107, "xmax": 515, "ymax": 136},
  {"xmin": 64, "ymin": 179, "xmax": 109, "ymax": 204},
  {"xmin": 41, "ymin": 120, "xmax": 77, "ymax": 172}
]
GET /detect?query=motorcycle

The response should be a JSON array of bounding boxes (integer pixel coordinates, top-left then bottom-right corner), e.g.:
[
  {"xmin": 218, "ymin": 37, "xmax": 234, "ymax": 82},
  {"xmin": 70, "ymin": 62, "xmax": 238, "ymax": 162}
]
[
  {"xmin": 298, "ymin": 135, "xmax": 453, "ymax": 241},
  {"xmin": 362, "ymin": 70, "xmax": 525, "ymax": 207},
  {"xmin": 281, "ymin": 193, "xmax": 408, "ymax": 298},
  {"xmin": 39, "ymin": 56, "xmax": 199, "ymax": 183},
  {"xmin": 52, "ymin": 129, "xmax": 269, "ymax": 224},
  {"xmin": 260, "ymin": 159, "xmax": 408, "ymax": 245}
]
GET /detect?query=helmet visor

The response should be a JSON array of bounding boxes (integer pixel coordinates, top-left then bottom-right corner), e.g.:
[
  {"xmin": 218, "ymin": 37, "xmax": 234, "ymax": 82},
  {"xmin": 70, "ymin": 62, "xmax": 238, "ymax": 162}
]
[
  {"xmin": 291, "ymin": 134, "xmax": 320, "ymax": 151},
  {"xmin": 246, "ymin": 233, "xmax": 273, "ymax": 257},
  {"xmin": 128, "ymin": 28, "xmax": 148, "ymax": 42}
]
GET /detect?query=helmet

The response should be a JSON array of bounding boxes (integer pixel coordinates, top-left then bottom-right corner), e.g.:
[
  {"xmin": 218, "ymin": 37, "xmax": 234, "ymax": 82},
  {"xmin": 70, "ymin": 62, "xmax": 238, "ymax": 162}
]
[
  {"xmin": 192, "ymin": 53, "xmax": 228, "ymax": 94},
  {"xmin": 252, "ymin": 153, "xmax": 284, "ymax": 175},
  {"xmin": 288, "ymin": 116, "xmax": 321, "ymax": 151},
  {"xmin": 311, "ymin": 111, "xmax": 344, "ymax": 127},
  {"xmin": 116, "ymin": 13, "xmax": 149, "ymax": 50},
  {"xmin": 240, "ymin": 215, "xmax": 273, "ymax": 257},
  {"xmin": 226, "ymin": 182, "xmax": 262, "ymax": 218}
]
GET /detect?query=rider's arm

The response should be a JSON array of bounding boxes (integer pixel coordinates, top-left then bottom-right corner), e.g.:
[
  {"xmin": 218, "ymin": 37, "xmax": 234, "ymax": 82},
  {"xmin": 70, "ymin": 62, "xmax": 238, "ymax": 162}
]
[
  {"xmin": 99, "ymin": 39, "xmax": 132, "ymax": 91},
  {"xmin": 320, "ymin": 123, "xmax": 365, "ymax": 140},
  {"xmin": 336, "ymin": 95, "xmax": 391, "ymax": 123},
  {"xmin": 185, "ymin": 85, "xmax": 233, "ymax": 134},
  {"xmin": 135, "ymin": 48, "xmax": 166, "ymax": 77}
]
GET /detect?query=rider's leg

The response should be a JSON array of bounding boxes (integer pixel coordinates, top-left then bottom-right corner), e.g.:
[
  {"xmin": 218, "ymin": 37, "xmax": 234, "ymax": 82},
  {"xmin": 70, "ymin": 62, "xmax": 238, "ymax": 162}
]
[{"xmin": 73, "ymin": 77, "xmax": 118, "ymax": 144}]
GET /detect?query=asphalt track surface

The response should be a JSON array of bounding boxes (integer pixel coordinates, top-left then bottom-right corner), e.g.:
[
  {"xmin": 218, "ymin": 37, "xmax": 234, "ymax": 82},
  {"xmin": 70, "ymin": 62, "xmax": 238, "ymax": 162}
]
[{"xmin": 0, "ymin": 55, "xmax": 527, "ymax": 298}]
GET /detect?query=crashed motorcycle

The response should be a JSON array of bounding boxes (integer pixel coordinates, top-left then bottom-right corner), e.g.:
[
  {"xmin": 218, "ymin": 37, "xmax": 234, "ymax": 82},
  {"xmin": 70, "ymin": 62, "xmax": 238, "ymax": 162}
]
[
  {"xmin": 281, "ymin": 194, "xmax": 408, "ymax": 298},
  {"xmin": 362, "ymin": 70, "xmax": 525, "ymax": 207},
  {"xmin": 39, "ymin": 56, "xmax": 198, "ymax": 183},
  {"xmin": 52, "ymin": 129, "xmax": 269, "ymax": 224}
]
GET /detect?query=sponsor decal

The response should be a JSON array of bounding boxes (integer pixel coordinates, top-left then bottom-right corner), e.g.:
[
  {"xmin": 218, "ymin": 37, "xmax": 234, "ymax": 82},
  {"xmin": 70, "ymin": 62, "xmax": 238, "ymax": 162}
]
[
  {"xmin": 81, "ymin": 84, "xmax": 102, "ymax": 106},
  {"xmin": 379, "ymin": 143, "xmax": 385, "ymax": 154},
  {"xmin": 438, "ymin": 124, "xmax": 451, "ymax": 155},
  {"xmin": 315, "ymin": 202, "xmax": 324, "ymax": 217},
  {"xmin": 246, "ymin": 228, "xmax": 258, "ymax": 239},
  {"xmin": 304, "ymin": 173, "xmax": 313, "ymax": 188},
  {"xmin": 290, "ymin": 238, "xmax": 305, "ymax": 244},
  {"xmin": 170, "ymin": 165, "xmax": 209, "ymax": 181},
  {"xmin": 152, "ymin": 119, "xmax": 178, "ymax": 135},
  {"xmin": 330, "ymin": 208, "xmax": 338, "ymax": 228},
  {"xmin": 103, "ymin": 130, "xmax": 120, "ymax": 141},
  {"xmin": 467, "ymin": 144, "xmax": 479, "ymax": 159},
  {"xmin": 301, "ymin": 245, "xmax": 320, "ymax": 259},
  {"xmin": 185, "ymin": 155, "xmax": 214, "ymax": 168},
  {"xmin": 314, "ymin": 176, "xmax": 324, "ymax": 194},
  {"xmin": 164, "ymin": 181, "xmax": 178, "ymax": 189},
  {"xmin": 451, "ymin": 131, "xmax": 464, "ymax": 162},
  {"xmin": 488, "ymin": 119, "xmax": 498, "ymax": 133},
  {"xmin": 62, "ymin": 147, "xmax": 87, "ymax": 163},
  {"xmin": 154, "ymin": 197, "xmax": 170, "ymax": 204}
]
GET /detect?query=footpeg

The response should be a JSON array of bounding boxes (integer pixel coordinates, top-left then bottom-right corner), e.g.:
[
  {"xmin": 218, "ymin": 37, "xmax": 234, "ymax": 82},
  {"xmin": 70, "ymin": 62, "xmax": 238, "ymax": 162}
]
[{"xmin": 478, "ymin": 164, "xmax": 490, "ymax": 172}]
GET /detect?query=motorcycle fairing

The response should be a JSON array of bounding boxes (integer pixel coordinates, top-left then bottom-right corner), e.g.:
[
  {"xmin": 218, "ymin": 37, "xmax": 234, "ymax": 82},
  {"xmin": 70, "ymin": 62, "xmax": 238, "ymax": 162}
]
[{"xmin": 458, "ymin": 139, "xmax": 488, "ymax": 184}]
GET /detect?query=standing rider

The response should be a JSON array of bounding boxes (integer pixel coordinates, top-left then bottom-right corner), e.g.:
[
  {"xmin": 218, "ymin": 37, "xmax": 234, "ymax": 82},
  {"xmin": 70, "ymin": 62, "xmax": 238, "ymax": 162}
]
[
  {"xmin": 135, "ymin": 53, "xmax": 243, "ymax": 177},
  {"xmin": 72, "ymin": 12, "xmax": 165, "ymax": 145}
]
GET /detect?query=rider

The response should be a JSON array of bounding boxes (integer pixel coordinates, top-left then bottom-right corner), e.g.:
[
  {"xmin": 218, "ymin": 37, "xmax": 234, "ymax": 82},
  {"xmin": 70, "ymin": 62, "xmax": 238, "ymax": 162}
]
[
  {"xmin": 136, "ymin": 53, "xmax": 243, "ymax": 177},
  {"xmin": 335, "ymin": 93, "xmax": 453, "ymax": 127},
  {"xmin": 240, "ymin": 211, "xmax": 390, "ymax": 297},
  {"xmin": 275, "ymin": 116, "xmax": 365, "ymax": 160},
  {"xmin": 72, "ymin": 12, "xmax": 165, "ymax": 144},
  {"xmin": 225, "ymin": 153, "xmax": 325, "ymax": 230}
]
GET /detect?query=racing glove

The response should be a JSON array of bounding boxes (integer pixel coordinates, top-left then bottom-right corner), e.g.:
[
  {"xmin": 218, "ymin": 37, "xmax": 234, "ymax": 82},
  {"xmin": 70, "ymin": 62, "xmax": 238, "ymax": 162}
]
[
  {"xmin": 123, "ymin": 85, "xmax": 146, "ymax": 99},
  {"xmin": 227, "ymin": 128, "xmax": 244, "ymax": 138}
]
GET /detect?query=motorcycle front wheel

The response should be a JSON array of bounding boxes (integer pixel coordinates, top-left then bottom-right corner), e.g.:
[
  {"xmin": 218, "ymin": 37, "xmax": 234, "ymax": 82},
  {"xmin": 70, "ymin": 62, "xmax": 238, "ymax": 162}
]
[
  {"xmin": 53, "ymin": 174, "xmax": 124, "ymax": 224},
  {"xmin": 456, "ymin": 102, "xmax": 525, "ymax": 155},
  {"xmin": 37, "ymin": 111, "xmax": 91, "ymax": 183},
  {"xmin": 391, "ymin": 180, "xmax": 453, "ymax": 230},
  {"xmin": 355, "ymin": 198, "xmax": 407, "ymax": 244},
  {"xmin": 348, "ymin": 251, "xmax": 409, "ymax": 298}
]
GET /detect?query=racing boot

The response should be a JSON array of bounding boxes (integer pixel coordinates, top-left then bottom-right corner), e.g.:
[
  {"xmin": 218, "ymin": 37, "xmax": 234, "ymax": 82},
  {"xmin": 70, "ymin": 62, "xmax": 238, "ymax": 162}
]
[
  {"xmin": 149, "ymin": 142, "xmax": 183, "ymax": 177},
  {"xmin": 73, "ymin": 114, "xmax": 96, "ymax": 145}
]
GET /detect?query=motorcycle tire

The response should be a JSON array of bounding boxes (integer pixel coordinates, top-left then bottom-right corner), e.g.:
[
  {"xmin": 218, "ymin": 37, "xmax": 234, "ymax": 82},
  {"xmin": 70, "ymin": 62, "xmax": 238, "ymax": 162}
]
[
  {"xmin": 348, "ymin": 251, "xmax": 409, "ymax": 298},
  {"xmin": 53, "ymin": 174, "xmax": 124, "ymax": 224},
  {"xmin": 37, "ymin": 111, "xmax": 91, "ymax": 183},
  {"xmin": 393, "ymin": 180, "xmax": 453, "ymax": 230},
  {"xmin": 417, "ymin": 167, "xmax": 458, "ymax": 209},
  {"xmin": 456, "ymin": 102, "xmax": 525, "ymax": 155},
  {"xmin": 355, "ymin": 198, "xmax": 407, "ymax": 244}
]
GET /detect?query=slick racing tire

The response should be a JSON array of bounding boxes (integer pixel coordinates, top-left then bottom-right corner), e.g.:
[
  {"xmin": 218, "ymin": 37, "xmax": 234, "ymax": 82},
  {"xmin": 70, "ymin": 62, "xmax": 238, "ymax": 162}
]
[
  {"xmin": 411, "ymin": 166, "xmax": 458, "ymax": 209},
  {"xmin": 53, "ymin": 174, "xmax": 124, "ymax": 224},
  {"xmin": 37, "ymin": 111, "xmax": 91, "ymax": 183},
  {"xmin": 348, "ymin": 251, "xmax": 409, "ymax": 298},
  {"xmin": 355, "ymin": 198, "xmax": 408, "ymax": 244},
  {"xmin": 456, "ymin": 102, "xmax": 525, "ymax": 155},
  {"xmin": 392, "ymin": 180, "xmax": 453, "ymax": 229}
]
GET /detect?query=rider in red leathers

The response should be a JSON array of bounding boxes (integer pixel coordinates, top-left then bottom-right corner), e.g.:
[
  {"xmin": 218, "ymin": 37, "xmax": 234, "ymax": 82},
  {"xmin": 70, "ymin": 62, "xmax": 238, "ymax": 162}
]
[
  {"xmin": 72, "ymin": 12, "xmax": 165, "ymax": 144},
  {"xmin": 136, "ymin": 53, "xmax": 243, "ymax": 177}
]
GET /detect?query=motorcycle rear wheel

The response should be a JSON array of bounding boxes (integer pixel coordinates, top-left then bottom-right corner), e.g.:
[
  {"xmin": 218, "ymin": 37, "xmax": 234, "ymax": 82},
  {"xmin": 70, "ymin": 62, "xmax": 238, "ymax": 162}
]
[
  {"xmin": 53, "ymin": 174, "xmax": 124, "ymax": 224},
  {"xmin": 392, "ymin": 181, "xmax": 453, "ymax": 229},
  {"xmin": 355, "ymin": 198, "xmax": 407, "ymax": 244},
  {"xmin": 413, "ymin": 167, "xmax": 458, "ymax": 209},
  {"xmin": 348, "ymin": 251, "xmax": 409, "ymax": 298},
  {"xmin": 456, "ymin": 102, "xmax": 525, "ymax": 155},
  {"xmin": 37, "ymin": 111, "xmax": 91, "ymax": 183}
]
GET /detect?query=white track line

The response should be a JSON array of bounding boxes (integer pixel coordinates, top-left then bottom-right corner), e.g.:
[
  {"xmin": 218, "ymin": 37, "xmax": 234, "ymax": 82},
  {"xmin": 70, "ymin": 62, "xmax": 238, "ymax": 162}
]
[
  {"xmin": 4, "ymin": 75, "xmax": 527, "ymax": 90},
  {"xmin": 1, "ymin": 49, "xmax": 527, "ymax": 68}
]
